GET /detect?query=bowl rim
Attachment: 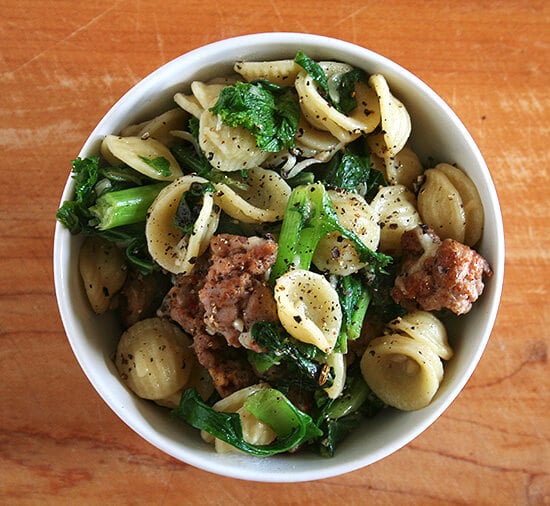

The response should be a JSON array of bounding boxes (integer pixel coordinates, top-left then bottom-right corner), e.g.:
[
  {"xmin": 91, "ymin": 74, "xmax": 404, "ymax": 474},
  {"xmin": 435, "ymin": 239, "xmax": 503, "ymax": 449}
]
[{"xmin": 53, "ymin": 32, "xmax": 505, "ymax": 482}]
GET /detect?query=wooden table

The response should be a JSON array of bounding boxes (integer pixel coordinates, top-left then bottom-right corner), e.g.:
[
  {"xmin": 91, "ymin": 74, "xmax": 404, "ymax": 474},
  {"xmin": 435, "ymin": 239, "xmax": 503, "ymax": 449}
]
[{"xmin": 1, "ymin": 1, "xmax": 548, "ymax": 504}]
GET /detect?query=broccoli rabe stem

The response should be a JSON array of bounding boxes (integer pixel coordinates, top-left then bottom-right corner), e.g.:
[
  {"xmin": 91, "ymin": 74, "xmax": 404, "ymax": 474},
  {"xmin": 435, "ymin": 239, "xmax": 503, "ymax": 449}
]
[
  {"xmin": 269, "ymin": 182, "xmax": 392, "ymax": 283},
  {"xmin": 89, "ymin": 182, "xmax": 167, "ymax": 230}
]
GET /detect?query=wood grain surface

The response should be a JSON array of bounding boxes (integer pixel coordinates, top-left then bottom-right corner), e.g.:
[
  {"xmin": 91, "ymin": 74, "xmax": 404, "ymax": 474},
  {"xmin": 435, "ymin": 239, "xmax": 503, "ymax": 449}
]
[{"xmin": 1, "ymin": 1, "xmax": 548, "ymax": 504}]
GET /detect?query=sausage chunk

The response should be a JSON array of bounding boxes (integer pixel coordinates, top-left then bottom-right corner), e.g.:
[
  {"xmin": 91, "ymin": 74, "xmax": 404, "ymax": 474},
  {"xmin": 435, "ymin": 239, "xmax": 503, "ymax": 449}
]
[
  {"xmin": 158, "ymin": 234, "xmax": 278, "ymax": 397},
  {"xmin": 199, "ymin": 234, "xmax": 278, "ymax": 350},
  {"xmin": 391, "ymin": 225, "xmax": 492, "ymax": 315}
]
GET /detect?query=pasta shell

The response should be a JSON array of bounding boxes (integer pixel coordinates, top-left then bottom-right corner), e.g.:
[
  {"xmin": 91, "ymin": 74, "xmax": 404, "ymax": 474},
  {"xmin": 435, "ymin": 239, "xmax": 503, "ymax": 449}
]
[
  {"xmin": 367, "ymin": 74, "xmax": 411, "ymax": 158},
  {"xmin": 295, "ymin": 65, "xmax": 380, "ymax": 143},
  {"xmin": 313, "ymin": 189, "xmax": 380, "ymax": 275},
  {"xmin": 213, "ymin": 167, "xmax": 291, "ymax": 223},
  {"xmin": 115, "ymin": 317, "xmax": 195, "ymax": 400},
  {"xmin": 234, "ymin": 59, "xmax": 301, "ymax": 85},
  {"xmin": 79, "ymin": 236, "xmax": 127, "ymax": 314},
  {"xmin": 146, "ymin": 175, "xmax": 220, "ymax": 275},
  {"xmin": 294, "ymin": 116, "xmax": 342, "ymax": 158},
  {"xmin": 417, "ymin": 168, "xmax": 466, "ymax": 243},
  {"xmin": 385, "ymin": 311, "xmax": 453, "ymax": 361},
  {"xmin": 190, "ymin": 81, "xmax": 227, "ymax": 109},
  {"xmin": 382, "ymin": 145, "xmax": 424, "ymax": 190},
  {"xmin": 274, "ymin": 269, "xmax": 342, "ymax": 354},
  {"xmin": 199, "ymin": 108, "xmax": 269, "ymax": 172},
  {"xmin": 200, "ymin": 383, "xmax": 276, "ymax": 454},
  {"xmin": 174, "ymin": 91, "xmax": 204, "ymax": 119},
  {"xmin": 101, "ymin": 135, "xmax": 183, "ymax": 181},
  {"xmin": 371, "ymin": 184, "xmax": 422, "ymax": 255},
  {"xmin": 434, "ymin": 163, "xmax": 484, "ymax": 246},
  {"xmin": 323, "ymin": 352, "xmax": 346, "ymax": 399},
  {"xmin": 120, "ymin": 108, "xmax": 188, "ymax": 146},
  {"xmin": 360, "ymin": 333, "xmax": 444, "ymax": 411}
]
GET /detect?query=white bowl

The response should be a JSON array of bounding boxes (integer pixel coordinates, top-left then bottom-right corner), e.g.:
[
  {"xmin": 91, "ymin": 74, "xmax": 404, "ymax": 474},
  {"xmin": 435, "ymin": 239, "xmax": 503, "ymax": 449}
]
[{"xmin": 53, "ymin": 32, "xmax": 504, "ymax": 482}]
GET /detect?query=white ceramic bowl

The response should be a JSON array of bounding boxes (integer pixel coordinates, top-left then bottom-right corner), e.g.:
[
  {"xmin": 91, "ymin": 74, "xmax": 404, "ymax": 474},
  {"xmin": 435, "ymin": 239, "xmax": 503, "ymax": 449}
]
[{"xmin": 53, "ymin": 32, "xmax": 504, "ymax": 482}]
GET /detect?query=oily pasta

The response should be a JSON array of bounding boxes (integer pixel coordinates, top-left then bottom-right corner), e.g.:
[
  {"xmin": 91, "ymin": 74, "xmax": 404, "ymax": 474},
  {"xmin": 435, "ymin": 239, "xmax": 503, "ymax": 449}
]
[
  {"xmin": 360, "ymin": 311, "xmax": 452, "ymax": 411},
  {"xmin": 370, "ymin": 184, "xmax": 422, "ymax": 255},
  {"xmin": 418, "ymin": 163, "xmax": 484, "ymax": 246},
  {"xmin": 274, "ymin": 269, "xmax": 342, "ymax": 354},
  {"xmin": 213, "ymin": 167, "xmax": 291, "ymax": 223},
  {"xmin": 101, "ymin": 135, "xmax": 183, "ymax": 181},
  {"xmin": 115, "ymin": 317, "xmax": 195, "ymax": 400},
  {"xmin": 119, "ymin": 108, "xmax": 188, "ymax": 146},
  {"xmin": 146, "ymin": 175, "xmax": 220, "ymax": 275},
  {"xmin": 295, "ymin": 64, "xmax": 381, "ymax": 143},
  {"xmin": 313, "ymin": 189, "xmax": 380, "ymax": 275},
  {"xmin": 200, "ymin": 384, "xmax": 277, "ymax": 454},
  {"xmin": 79, "ymin": 236, "xmax": 127, "ymax": 314}
]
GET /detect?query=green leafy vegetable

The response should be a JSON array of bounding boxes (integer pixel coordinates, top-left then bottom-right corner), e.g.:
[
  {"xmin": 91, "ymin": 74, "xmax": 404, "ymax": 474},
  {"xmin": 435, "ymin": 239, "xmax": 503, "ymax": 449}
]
[
  {"xmin": 173, "ymin": 388, "xmax": 322, "ymax": 457},
  {"xmin": 269, "ymin": 182, "xmax": 392, "ymax": 282},
  {"xmin": 171, "ymin": 143, "xmax": 250, "ymax": 191},
  {"xmin": 248, "ymin": 321, "xmax": 333, "ymax": 390},
  {"xmin": 295, "ymin": 51, "xmax": 367, "ymax": 114},
  {"xmin": 294, "ymin": 50, "xmax": 329, "ymax": 94},
  {"xmin": 315, "ymin": 365, "xmax": 384, "ymax": 457},
  {"xmin": 334, "ymin": 274, "xmax": 371, "ymax": 353},
  {"xmin": 56, "ymin": 156, "xmax": 165, "ymax": 273},
  {"xmin": 327, "ymin": 68, "xmax": 367, "ymax": 114},
  {"xmin": 322, "ymin": 141, "xmax": 386, "ymax": 200},
  {"xmin": 174, "ymin": 181, "xmax": 215, "ymax": 234},
  {"xmin": 89, "ymin": 182, "xmax": 167, "ymax": 230},
  {"xmin": 210, "ymin": 80, "xmax": 300, "ymax": 152},
  {"xmin": 138, "ymin": 155, "xmax": 172, "ymax": 177}
]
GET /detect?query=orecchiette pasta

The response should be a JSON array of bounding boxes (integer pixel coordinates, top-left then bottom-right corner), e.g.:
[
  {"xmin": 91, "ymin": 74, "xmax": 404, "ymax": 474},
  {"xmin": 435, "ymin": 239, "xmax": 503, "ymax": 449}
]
[
  {"xmin": 378, "ymin": 145, "xmax": 424, "ymax": 190},
  {"xmin": 120, "ymin": 108, "xmax": 188, "ymax": 146},
  {"xmin": 101, "ymin": 135, "xmax": 183, "ymax": 181},
  {"xmin": 323, "ymin": 352, "xmax": 346, "ymax": 399},
  {"xmin": 79, "ymin": 236, "xmax": 127, "ymax": 314},
  {"xmin": 199, "ymin": 108, "xmax": 270, "ymax": 172},
  {"xmin": 274, "ymin": 269, "xmax": 342, "ymax": 354},
  {"xmin": 295, "ymin": 64, "xmax": 381, "ymax": 143},
  {"xmin": 431, "ymin": 163, "xmax": 484, "ymax": 246},
  {"xmin": 313, "ymin": 189, "xmax": 380, "ymax": 275},
  {"xmin": 367, "ymin": 73, "xmax": 411, "ymax": 158},
  {"xmin": 146, "ymin": 175, "xmax": 220, "ymax": 275},
  {"xmin": 200, "ymin": 384, "xmax": 277, "ymax": 454},
  {"xmin": 234, "ymin": 59, "xmax": 301, "ymax": 85},
  {"xmin": 174, "ymin": 91, "xmax": 203, "ymax": 119},
  {"xmin": 213, "ymin": 167, "xmax": 291, "ymax": 223},
  {"xmin": 115, "ymin": 317, "xmax": 195, "ymax": 400},
  {"xmin": 370, "ymin": 184, "xmax": 422, "ymax": 255},
  {"xmin": 417, "ymin": 167, "xmax": 467, "ymax": 243},
  {"xmin": 360, "ymin": 311, "xmax": 452, "ymax": 411}
]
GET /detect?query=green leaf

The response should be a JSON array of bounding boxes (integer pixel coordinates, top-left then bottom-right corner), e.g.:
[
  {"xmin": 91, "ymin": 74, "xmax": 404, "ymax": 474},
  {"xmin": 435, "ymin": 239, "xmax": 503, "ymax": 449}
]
[
  {"xmin": 322, "ymin": 147, "xmax": 386, "ymax": 201},
  {"xmin": 138, "ymin": 155, "xmax": 172, "ymax": 177},
  {"xmin": 249, "ymin": 321, "xmax": 333, "ymax": 390},
  {"xmin": 173, "ymin": 181, "xmax": 215, "ymax": 235},
  {"xmin": 294, "ymin": 50, "xmax": 329, "ymax": 94},
  {"xmin": 210, "ymin": 81, "xmax": 300, "ymax": 152},
  {"xmin": 173, "ymin": 388, "xmax": 322, "ymax": 457}
]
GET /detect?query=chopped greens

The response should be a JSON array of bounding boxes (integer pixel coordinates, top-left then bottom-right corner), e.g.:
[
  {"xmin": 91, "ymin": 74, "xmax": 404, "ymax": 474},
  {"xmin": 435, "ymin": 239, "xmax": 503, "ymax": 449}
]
[
  {"xmin": 269, "ymin": 182, "xmax": 392, "ymax": 282},
  {"xmin": 56, "ymin": 156, "xmax": 164, "ymax": 273},
  {"xmin": 314, "ymin": 364, "xmax": 384, "ymax": 457},
  {"xmin": 173, "ymin": 181, "xmax": 215, "ymax": 234},
  {"xmin": 138, "ymin": 155, "xmax": 172, "ymax": 177},
  {"xmin": 210, "ymin": 80, "xmax": 300, "ymax": 152},
  {"xmin": 173, "ymin": 388, "xmax": 322, "ymax": 457},
  {"xmin": 322, "ymin": 145, "xmax": 386, "ymax": 201},
  {"xmin": 295, "ymin": 51, "xmax": 367, "ymax": 114},
  {"xmin": 248, "ymin": 321, "xmax": 334, "ymax": 390}
]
